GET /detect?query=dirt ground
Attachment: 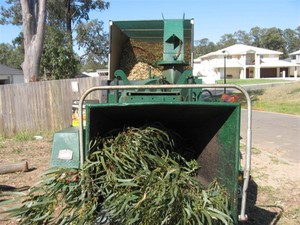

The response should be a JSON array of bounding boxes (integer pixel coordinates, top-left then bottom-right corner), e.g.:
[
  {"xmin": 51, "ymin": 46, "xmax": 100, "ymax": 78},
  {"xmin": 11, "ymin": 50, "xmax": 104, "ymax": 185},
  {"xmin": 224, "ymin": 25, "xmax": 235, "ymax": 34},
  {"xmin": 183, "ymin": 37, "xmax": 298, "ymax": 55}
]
[
  {"xmin": 0, "ymin": 133, "xmax": 299, "ymax": 225},
  {"xmin": 240, "ymin": 145, "xmax": 300, "ymax": 225}
]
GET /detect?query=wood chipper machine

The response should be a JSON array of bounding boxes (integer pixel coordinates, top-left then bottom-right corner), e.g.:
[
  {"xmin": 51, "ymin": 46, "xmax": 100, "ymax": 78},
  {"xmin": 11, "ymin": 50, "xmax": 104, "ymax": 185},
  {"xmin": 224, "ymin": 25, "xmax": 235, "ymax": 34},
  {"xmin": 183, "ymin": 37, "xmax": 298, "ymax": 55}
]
[{"xmin": 50, "ymin": 18, "xmax": 252, "ymax": 224}]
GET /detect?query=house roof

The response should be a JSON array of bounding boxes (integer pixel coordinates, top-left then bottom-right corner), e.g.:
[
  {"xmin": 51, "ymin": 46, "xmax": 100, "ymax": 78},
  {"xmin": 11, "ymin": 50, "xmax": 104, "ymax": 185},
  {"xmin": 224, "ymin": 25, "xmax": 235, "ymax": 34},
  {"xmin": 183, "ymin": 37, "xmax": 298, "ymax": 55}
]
[
  {"xmin": 82, "ymin": 71, "xmax": 100, "ymax": 77},
  {"xmin": 289, "ymin": 50, "xmax": 300, "ymax": 55},
  {"xmin": 199, "ymin": 44, "xmax": 282, "ymax": 59},
  {"xmin": 260, "ymin": 59, "xmax": 299, "ymax": 68},
  {"xmin": 0, "ymin": 64, "xmax": 23, "ymax": 76}
]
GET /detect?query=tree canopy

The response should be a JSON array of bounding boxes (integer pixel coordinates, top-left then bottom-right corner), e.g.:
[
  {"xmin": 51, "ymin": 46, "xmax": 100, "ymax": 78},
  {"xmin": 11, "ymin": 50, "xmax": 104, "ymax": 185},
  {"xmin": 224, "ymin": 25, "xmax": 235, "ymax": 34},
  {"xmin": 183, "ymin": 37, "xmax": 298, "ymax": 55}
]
[
  {"xmin": 194, "ymin": 26, "xmax": 300, "ymax": 59},
  {"xmin": 0, "ymin": 0, "xmax": 110, "ymax": 81}
]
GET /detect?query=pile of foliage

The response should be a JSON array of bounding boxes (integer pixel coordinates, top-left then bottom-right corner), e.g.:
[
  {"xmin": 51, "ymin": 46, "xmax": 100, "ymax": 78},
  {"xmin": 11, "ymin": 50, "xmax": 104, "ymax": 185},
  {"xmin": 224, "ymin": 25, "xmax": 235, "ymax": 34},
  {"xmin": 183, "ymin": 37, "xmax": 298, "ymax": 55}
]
[{"xmin": 1, "ymin": 125, "xmax": 233, "ymax": 225}]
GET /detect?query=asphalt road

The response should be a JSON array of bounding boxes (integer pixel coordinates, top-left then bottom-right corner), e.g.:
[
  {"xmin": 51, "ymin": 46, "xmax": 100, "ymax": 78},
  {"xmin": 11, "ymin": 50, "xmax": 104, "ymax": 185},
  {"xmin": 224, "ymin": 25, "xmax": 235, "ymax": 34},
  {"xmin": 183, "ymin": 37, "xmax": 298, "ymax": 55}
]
[{"xmin": 240, "ymin": 109, "xmax": 300, "ymax": 163}]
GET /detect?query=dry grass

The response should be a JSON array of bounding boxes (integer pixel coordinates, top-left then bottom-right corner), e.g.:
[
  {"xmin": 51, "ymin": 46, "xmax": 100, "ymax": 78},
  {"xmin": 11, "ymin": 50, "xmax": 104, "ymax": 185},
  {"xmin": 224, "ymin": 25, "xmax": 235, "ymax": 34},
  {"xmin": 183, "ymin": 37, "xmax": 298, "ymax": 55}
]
[{"xmin": 240, "ymin": 145, "xmax": 300, "ymax": 225}]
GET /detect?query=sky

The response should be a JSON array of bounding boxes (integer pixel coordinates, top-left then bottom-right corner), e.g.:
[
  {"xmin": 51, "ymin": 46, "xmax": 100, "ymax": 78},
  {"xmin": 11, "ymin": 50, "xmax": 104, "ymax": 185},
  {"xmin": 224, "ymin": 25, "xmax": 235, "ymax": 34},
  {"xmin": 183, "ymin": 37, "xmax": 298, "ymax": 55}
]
[{"xmin": 0, "ymin": 0, "xmax": 299, "ymax": 48}]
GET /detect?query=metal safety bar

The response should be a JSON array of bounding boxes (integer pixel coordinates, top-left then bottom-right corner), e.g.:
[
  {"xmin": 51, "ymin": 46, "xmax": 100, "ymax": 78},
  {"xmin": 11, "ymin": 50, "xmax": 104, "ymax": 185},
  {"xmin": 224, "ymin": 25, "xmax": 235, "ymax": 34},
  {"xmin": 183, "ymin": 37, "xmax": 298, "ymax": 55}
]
[{"xmin": 78, "ymin": 84, "xmax": 252, "ymax": 221}]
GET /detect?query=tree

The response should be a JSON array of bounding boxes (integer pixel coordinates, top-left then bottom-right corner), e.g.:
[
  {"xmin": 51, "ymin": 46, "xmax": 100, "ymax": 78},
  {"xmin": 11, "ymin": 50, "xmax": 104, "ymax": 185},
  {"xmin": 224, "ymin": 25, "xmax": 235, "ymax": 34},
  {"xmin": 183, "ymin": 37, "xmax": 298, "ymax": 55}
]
[
  {"xmin": 0, "ymin": 0, "xmax": 22, "ymax": 25},
  {"xmin": 283, "ymin": 28, "xmax": 300, "ymax": 54},
  {"xmin": 76, "ymin": 19, "xmax": 109, "ymax": 63},
  {"xmin": 80, "ymin": 54, "xmax": 107, "ymax": 72},
  {"xmin": 217, "ymin": 34, "xmax": 237, "ymax": 48},
  {"xmin": 296, "ymin": 26, "xmax": 300, "ymax": 37},
  {"xmin": 20, "ymin": 0, "xmax": 47, "ymax": 82},
  {"xmin": 249, "ymin": 27, "xmax": 265, "ymax": 47},
  {"xmin": 1, "ymin": 0, "xmax": 109, "ymax": 80},
  {"xmin": 40, "ymin": 26, "xmax": 79, "ymax": 80},
  {"xmin": 0, "ymin": 32, "xmax": 24, "ymax": 69},
  {"xmin": 1, "ymin": 0, "xmax": 47, "ymax": 82},
  {"xmin": 233, "ymin": 30, "xmax": 251, "ymax": 45},
  {"xmin": 260, "ymin": 27, "xmax": 285, "ymax": 57},
  {"xmin": 46, "ymin": 1, "xmax": 110, "ymax": 73},
  {"xmin": 0, "ymin": 42, "xmax": 23, "ymax": 69},
  {"xmin": 47, "ymin": 0, "xmax": 109, "ymax": 46},
  {"xmin": 0, "ymin": 43, "xmax": 14, "ymax": 66},
  {"xmin": 194, "ymin": 38, "xmax": 216, "ymax": 58}
]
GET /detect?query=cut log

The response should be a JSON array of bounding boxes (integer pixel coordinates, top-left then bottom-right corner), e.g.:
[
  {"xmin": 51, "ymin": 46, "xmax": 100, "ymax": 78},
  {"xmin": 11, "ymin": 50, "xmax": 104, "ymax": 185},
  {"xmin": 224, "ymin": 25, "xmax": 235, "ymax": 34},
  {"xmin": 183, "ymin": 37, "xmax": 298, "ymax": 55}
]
[{"xmin": 0, "ymin": 161, "xmax": 29, "ymax": 175}]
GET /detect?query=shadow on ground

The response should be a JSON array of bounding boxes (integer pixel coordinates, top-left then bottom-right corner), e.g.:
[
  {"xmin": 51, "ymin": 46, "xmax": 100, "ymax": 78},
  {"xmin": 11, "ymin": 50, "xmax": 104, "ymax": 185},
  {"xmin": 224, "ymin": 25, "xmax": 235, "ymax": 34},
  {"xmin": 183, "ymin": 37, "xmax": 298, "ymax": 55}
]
[
  {"xmin": 239, "ymin": 179, "xmax": 283, "ymax": 225},
  {"xmin": 0, "ymin": 185, "xmax": 30, "ymax": 203}
]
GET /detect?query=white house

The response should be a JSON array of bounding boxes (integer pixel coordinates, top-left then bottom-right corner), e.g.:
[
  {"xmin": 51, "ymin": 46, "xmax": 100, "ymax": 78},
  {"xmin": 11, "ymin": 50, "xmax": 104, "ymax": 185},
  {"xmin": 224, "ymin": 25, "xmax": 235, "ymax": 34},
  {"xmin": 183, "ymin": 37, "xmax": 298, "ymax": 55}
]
[
  {"xmin": 194, "ymin": 44, "xmax": 299, "ymax": 82},
  {"xmin": 289, "ymin": 50, "xmax": 300, "ymax": 76}
]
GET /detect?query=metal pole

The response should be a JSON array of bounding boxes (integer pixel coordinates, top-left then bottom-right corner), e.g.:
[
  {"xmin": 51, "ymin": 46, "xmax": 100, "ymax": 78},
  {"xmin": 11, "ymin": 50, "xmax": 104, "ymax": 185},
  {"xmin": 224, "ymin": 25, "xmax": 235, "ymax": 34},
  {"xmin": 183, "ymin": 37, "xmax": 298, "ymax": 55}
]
[
  {"xmin": 224, "ymin": 55, "xmax": 227, "ymax": 93},
  {"xmin": 222, "ymin": 50, "xmax": 229, "ymax": 94}
]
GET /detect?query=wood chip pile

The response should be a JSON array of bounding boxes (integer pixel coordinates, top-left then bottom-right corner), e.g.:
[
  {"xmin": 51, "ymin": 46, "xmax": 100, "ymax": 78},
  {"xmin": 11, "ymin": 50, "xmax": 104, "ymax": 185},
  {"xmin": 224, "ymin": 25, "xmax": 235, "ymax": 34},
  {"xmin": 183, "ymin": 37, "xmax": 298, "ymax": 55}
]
[
  {"xmin": 127, "ymin": 62, "xmax": 162, "ymax": 80},
  {"xmin": 119, "ymin": 39, "xmax": 191, "ymax": 80},
  {"xmin": 119, "ymin": 39, "xmax": 163, "ymax": 80}
]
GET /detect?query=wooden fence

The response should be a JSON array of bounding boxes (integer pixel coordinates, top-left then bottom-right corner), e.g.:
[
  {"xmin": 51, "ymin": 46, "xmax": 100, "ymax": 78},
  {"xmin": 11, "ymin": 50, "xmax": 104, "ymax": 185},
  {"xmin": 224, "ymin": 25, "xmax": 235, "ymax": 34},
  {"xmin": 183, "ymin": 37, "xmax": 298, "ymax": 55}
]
[{"xmin": 0, "ymin": 77, "xmax": 108, "ymax": 136}]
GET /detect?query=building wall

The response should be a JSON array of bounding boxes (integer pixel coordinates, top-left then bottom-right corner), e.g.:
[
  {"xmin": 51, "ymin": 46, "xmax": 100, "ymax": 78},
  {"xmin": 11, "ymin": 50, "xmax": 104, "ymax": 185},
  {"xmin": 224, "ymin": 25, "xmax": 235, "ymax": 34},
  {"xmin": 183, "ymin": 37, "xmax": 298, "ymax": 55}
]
[
  {"xmin": 290, "ymin": 54, "xmax": 300, "ymax": 76},
  {"xmin": 222, "ymin": 68, "xmax": 240, "ymax": 79},
  {"xmin": 0, "ymin": 74, "xmax": 24, "ymax": 84},
  {"xmin": 0, "ymin": 75, "xmax": 10, "ymax": 84},
  {"xmin": 12, "ymin": 75, "xmax": 24, "ymax": 84}
]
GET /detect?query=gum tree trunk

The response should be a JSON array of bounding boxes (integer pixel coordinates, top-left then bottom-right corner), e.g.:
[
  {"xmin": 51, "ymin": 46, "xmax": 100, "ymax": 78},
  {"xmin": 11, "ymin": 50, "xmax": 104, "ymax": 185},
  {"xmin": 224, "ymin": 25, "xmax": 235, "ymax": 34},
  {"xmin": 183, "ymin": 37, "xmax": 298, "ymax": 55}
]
[{"xmin": 20, "ymin": 0, "xmax": 47, "ymax": 82}]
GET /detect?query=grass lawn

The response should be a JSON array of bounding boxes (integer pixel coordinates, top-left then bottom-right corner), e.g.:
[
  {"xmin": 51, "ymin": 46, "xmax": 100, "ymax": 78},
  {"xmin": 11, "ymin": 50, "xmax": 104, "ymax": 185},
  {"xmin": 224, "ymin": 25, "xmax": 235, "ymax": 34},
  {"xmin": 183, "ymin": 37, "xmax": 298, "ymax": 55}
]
[
  {"xmin": 236, "ymin": 81, "xmax": 300, "ymax": 115},
  {"xmin": 214, "ymin": 79, "xmax": 300, "ymax": 115},
  {"xmin": 216, "ymin": 78, "xmax": 290, "ymax": 85}
]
